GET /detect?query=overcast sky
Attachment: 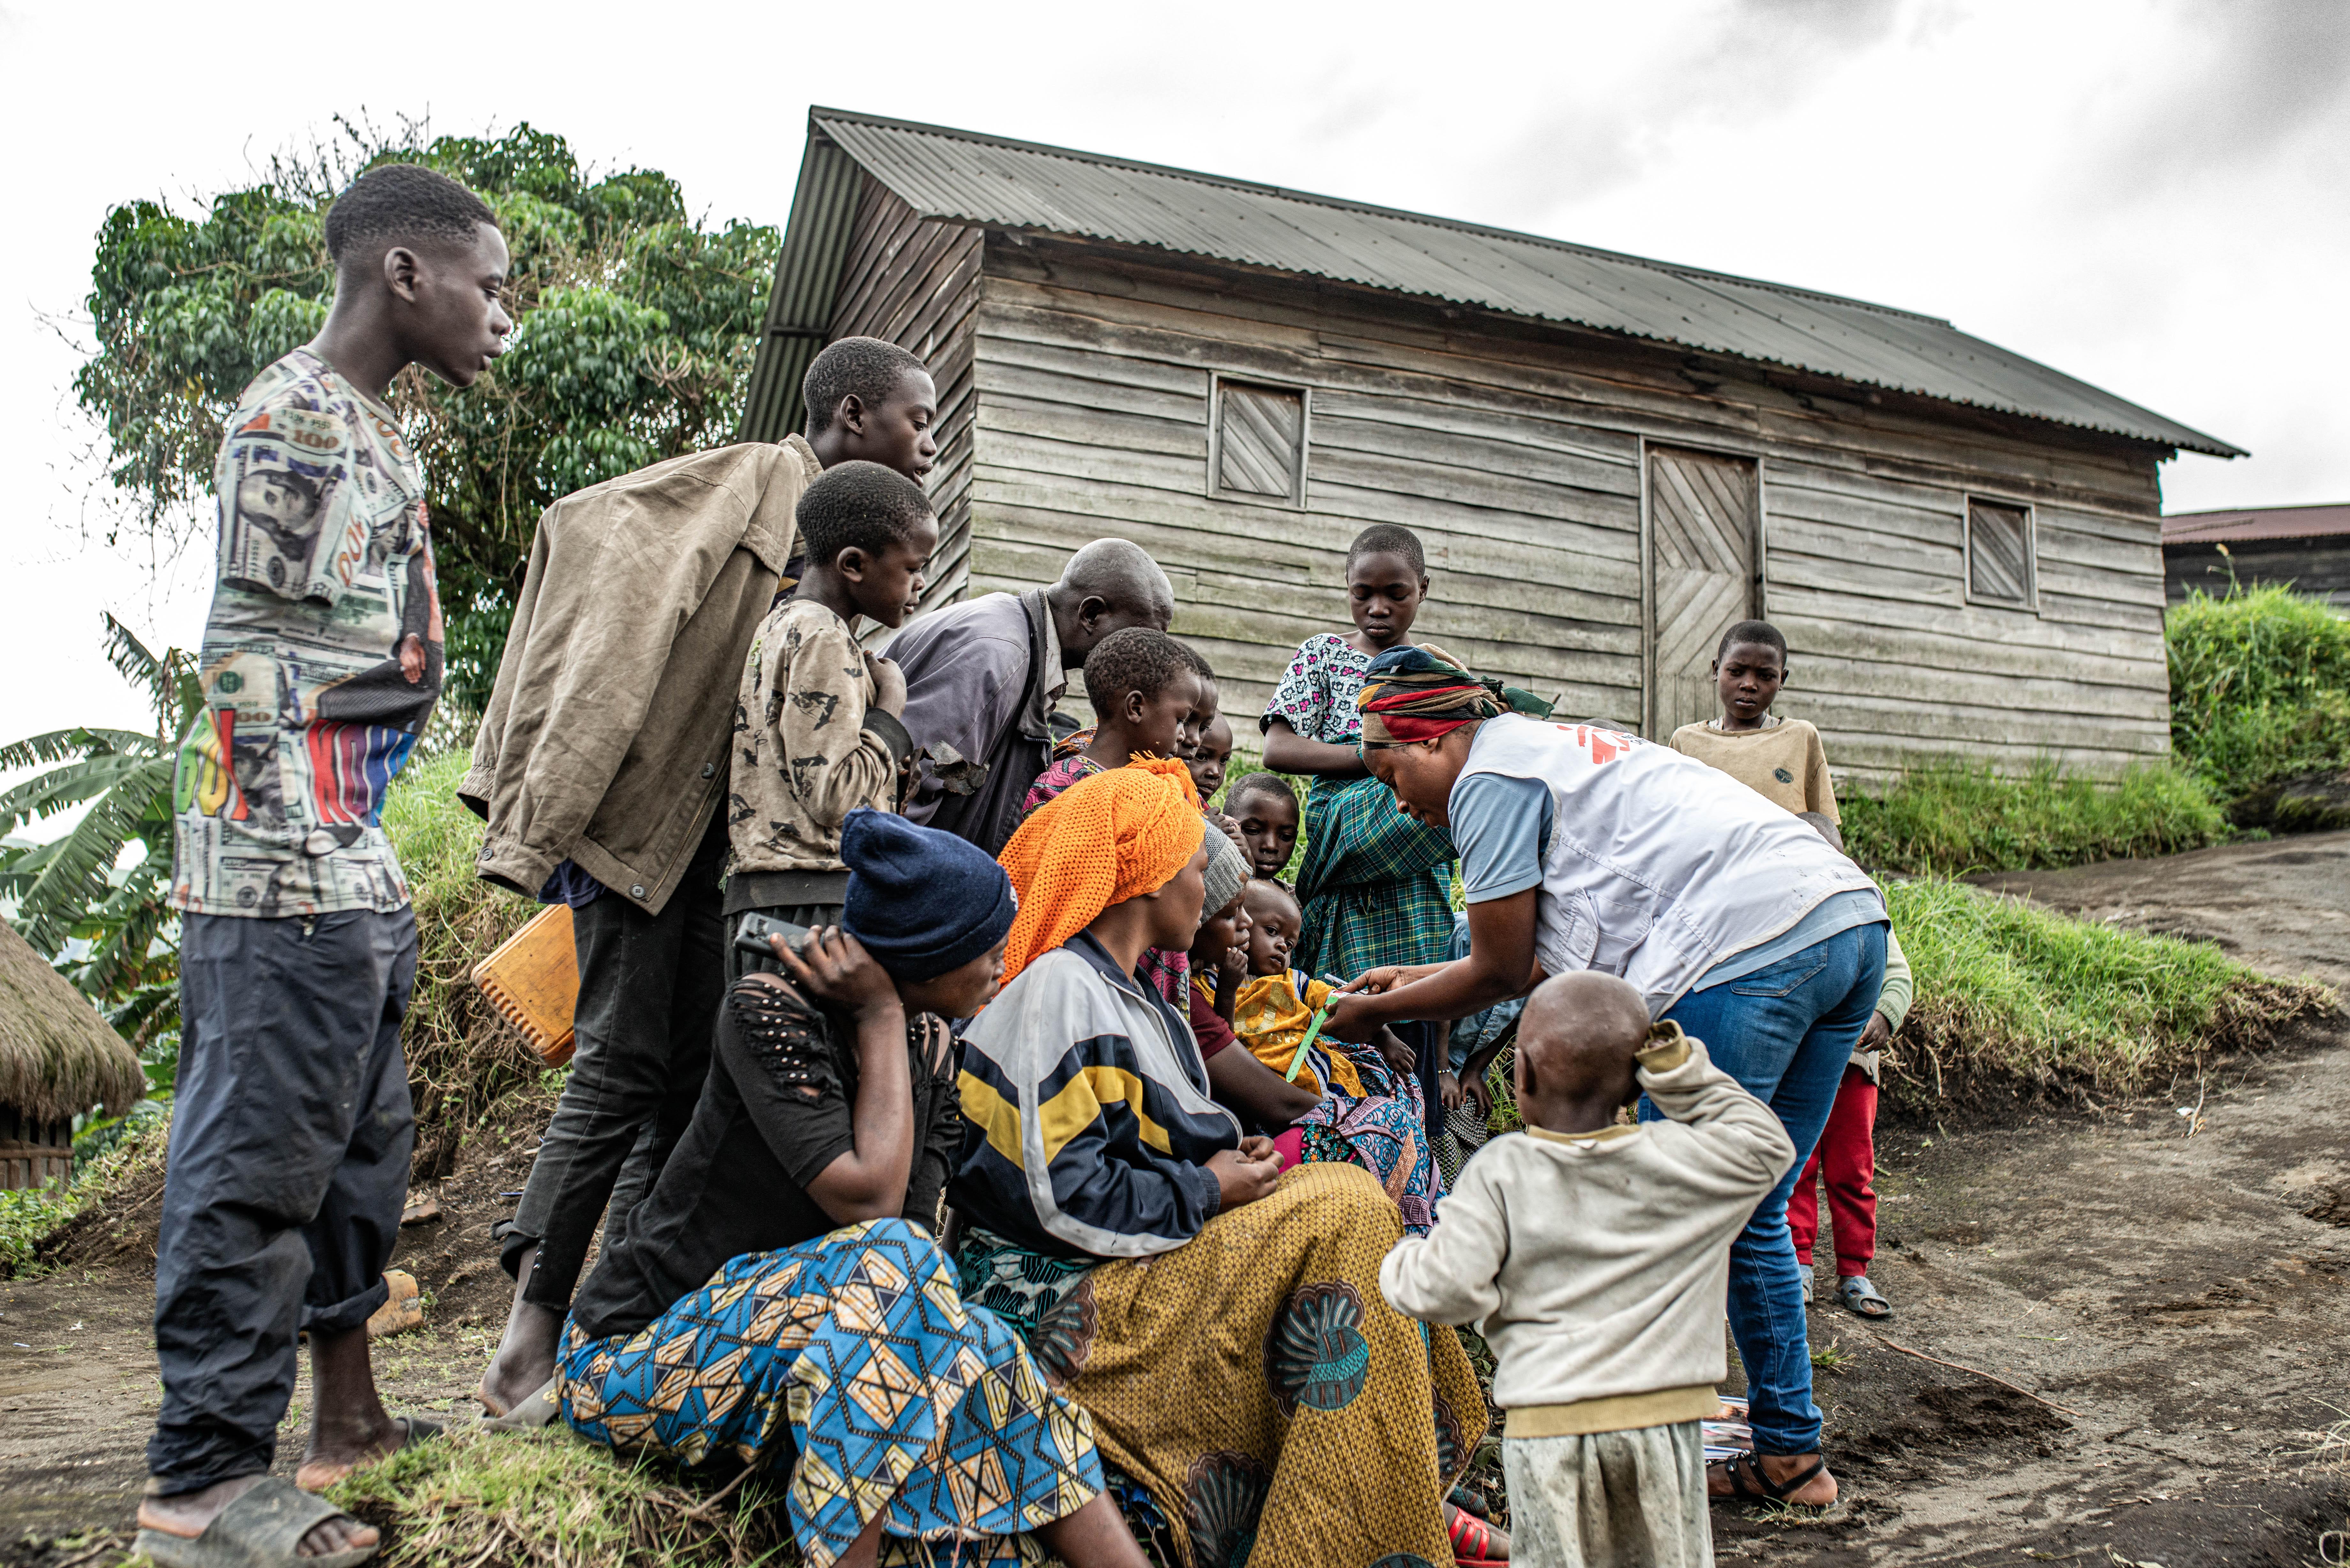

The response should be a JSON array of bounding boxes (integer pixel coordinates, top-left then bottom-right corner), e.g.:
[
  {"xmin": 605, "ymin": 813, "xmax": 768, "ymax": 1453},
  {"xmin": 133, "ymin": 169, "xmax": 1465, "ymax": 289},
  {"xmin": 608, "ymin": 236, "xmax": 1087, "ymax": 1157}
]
[{"xmin": 2, "ymin": 0, "xmax": 2344, "ymax": 749}]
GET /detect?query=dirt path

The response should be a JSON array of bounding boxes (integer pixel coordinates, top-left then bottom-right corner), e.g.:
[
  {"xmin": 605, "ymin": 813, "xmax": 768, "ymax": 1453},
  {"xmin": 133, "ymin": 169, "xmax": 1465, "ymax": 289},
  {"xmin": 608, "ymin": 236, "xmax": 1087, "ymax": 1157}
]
[{"xmin": 6, "ymin": 842, "xmax": 2350, "ymax": 1565}]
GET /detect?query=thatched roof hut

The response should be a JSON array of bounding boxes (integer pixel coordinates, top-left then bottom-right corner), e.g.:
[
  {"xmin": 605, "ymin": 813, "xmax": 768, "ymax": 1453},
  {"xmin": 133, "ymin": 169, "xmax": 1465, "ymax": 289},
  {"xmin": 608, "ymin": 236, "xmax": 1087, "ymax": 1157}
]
[{"xmin": 0, "ymin": 917, "xmax": 146, "ymax": 1188}]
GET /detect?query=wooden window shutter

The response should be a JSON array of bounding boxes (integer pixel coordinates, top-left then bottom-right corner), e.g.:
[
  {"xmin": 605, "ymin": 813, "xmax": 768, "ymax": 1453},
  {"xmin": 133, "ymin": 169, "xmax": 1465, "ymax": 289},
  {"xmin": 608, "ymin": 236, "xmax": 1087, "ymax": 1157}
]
[
  {"xmin": 1967, "ymin": 499, "xmax": 2035, "ymax": 607},
  {"xmin": 1215, "ymin": 381, "xmax": 1307, "ymax": 505}
]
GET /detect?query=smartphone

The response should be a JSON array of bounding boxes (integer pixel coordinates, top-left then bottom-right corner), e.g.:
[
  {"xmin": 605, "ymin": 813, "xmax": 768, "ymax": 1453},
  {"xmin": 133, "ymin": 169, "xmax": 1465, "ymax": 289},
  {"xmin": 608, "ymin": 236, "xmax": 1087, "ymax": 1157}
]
[{"xmin": 734, "ymin": 913, "xmax": 813, "ymax": 962}]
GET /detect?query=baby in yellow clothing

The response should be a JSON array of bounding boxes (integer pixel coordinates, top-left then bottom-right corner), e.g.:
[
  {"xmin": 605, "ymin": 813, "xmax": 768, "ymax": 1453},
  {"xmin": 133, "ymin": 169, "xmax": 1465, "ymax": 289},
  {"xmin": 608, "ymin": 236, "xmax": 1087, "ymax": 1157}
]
[
  {"xmin": 1668, "ymin": 619, "xmax": 1837, "ymax": 820},
  {"xmin": 1231, "ymin": 880, "xmax": 1411, "ymax": 1089}
]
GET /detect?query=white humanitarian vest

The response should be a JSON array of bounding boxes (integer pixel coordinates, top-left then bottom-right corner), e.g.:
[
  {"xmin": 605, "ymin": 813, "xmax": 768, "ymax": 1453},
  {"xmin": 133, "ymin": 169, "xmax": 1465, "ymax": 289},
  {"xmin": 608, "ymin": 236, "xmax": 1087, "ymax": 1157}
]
[{"xmin": 1456, "ymin": 714, "xmax": 1880, "ymax": 1015}]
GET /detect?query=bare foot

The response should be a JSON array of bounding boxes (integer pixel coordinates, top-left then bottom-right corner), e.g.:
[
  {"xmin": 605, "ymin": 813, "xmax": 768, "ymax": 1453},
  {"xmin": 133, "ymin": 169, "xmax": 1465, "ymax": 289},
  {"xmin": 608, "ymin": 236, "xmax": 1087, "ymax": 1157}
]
[
  {"xmin": 478, "ymin": 1252, "xmax": 563, "ymax": 1415},
  {"xmin": 1708, "ymin": 1451, "xmax": 1838, "ymax": 1506},
  {"xmin": 293, "ymin": 1324, "xmax": 406, "ymax": 1491},
  {"xmin": 139, "ymin": 1475, "xmax": 379, "ymax": 1557}
]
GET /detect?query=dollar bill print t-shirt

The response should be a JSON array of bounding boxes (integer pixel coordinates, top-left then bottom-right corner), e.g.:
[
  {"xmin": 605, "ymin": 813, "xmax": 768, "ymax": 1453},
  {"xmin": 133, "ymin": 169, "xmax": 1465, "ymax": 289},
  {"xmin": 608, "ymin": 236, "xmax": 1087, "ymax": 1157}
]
[{"xmin": 170, "ymin": 348, "xmax": 444, "ymax": 918}]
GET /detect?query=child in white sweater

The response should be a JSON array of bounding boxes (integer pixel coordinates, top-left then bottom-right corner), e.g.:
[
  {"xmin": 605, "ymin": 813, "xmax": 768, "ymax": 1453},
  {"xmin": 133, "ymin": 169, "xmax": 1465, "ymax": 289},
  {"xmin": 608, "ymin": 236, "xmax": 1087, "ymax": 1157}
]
[{"xmin": 1381, "ymin": 972, "xmax": 1797, "ymax": 1568}]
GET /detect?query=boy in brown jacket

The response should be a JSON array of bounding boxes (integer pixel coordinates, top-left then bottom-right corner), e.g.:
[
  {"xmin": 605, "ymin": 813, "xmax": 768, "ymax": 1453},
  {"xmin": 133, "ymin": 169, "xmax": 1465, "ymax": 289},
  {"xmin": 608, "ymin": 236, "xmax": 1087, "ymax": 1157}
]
[
  {"xmin": 472, "ymin": 336, "xmax": 938, "ymax": 1420},
  {"xmin": 726, "ymin": 460, "xmax": 936, "ymax": 973}
]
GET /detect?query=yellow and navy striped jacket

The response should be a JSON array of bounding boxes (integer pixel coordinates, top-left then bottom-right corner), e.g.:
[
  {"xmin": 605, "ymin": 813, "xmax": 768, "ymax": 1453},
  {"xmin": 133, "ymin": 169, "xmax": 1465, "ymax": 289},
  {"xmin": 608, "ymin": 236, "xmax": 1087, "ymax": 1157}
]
[{"xmin": 950, "ymin": 933, "xmax": 1241, "ymax": 1258}]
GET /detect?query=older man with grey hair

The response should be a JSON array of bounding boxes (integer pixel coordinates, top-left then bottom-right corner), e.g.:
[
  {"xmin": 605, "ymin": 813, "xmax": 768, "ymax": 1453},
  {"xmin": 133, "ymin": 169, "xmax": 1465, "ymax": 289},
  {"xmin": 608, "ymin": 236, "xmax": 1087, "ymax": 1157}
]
[{"xmin": 885, "ymin": 539, "xmax": 1174, "ymax": 854}]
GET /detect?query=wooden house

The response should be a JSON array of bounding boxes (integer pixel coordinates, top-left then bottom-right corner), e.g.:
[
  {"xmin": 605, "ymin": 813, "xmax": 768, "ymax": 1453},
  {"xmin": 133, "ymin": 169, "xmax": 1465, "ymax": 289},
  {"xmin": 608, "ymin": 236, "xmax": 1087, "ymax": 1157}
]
[
  {"xmin": 2164, "ymin": 503, "xmax": 2350, "ymax": 612},
  {"xmin": 0, "ymin": 918, "xmax": 144, "ymax": 1189},
  {"xmin": 740, "ymin": 109, "xmax": 2243, "ymax": 780}
]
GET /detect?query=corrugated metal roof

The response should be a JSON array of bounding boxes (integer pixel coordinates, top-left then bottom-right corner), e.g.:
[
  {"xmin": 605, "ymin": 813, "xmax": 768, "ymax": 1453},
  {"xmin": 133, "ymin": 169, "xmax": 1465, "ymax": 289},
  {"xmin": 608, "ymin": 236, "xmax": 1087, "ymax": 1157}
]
[
  {"xmin": 2163, "ymin": 503, "xmax": 2350, "ymax": 544},
  {"xmin": 767, "ymin": 108, "xmax": 2242, "ymax": 458}
]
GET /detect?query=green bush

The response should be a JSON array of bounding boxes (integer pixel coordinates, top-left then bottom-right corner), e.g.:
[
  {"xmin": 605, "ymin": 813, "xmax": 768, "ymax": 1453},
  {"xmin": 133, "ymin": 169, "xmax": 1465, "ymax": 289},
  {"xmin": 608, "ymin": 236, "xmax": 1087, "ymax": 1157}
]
[
  {"xmin": 1882, "ymin": 876, "xmax": 2330, "ymax": 1108},
  {"xmin": 2167, "ymin": 584, "xmax": 2350, "ymax": 803},
  {"xmin": 1839, "ymin": 758, "xmax": 2224, "ymax": 877}
]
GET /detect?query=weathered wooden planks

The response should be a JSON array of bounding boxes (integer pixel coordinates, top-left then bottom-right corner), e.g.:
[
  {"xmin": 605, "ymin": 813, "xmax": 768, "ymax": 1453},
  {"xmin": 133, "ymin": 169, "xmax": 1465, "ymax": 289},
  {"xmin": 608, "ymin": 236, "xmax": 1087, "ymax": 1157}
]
[{"xmin": 819, "ymin": 232, "xmax": 2187, "ymax": 774}]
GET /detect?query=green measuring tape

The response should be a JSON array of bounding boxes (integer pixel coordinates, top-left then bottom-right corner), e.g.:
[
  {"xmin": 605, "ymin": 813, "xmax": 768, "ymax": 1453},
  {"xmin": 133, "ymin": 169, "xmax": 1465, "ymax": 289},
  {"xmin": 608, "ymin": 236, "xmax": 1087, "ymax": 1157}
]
[{"xmin": 1283, "ymin": 974, "xmax": 1353, "ymax": 1082}]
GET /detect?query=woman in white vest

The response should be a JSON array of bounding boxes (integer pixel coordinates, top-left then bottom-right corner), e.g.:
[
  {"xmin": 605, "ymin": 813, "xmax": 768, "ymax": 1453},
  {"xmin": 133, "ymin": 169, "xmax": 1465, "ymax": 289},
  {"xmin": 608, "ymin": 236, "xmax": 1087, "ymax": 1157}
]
[{"xmin": 1323, "ymin": 646, "xmax": 1886, "ymax": 1509}]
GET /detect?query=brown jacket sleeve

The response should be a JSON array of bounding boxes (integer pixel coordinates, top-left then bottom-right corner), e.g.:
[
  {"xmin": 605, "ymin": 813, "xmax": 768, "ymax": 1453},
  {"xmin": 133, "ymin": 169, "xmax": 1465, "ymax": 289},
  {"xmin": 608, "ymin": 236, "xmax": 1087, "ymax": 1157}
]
[
  {"xmin": 1803, "ymin": 722, "xmax": 1840, "ymax": 822},
  {"xmin": 462, "ymin": 440, "xmax": 810, "ymax": 910}
]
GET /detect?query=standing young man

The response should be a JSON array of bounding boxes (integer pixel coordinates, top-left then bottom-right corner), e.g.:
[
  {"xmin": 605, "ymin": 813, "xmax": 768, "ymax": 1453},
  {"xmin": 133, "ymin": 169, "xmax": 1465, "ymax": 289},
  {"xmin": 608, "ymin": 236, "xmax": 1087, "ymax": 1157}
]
[
  {"xmin": 466, "ymin": 336, "xmax": 940, "ymax": 1420},
  {"xmin": 136, "ymin": 164, "xmax": 511, "ymax": 1568}
]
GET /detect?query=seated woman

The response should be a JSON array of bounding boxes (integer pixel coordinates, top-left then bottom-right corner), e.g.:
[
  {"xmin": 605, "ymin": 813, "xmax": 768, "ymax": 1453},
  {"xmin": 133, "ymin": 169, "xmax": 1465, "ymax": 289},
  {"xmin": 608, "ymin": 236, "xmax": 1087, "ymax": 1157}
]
[
  {"xmin": 557, "ymin": 810, "xmax": 1148, "ymax": 1568},
  {"xmin": 950, "ymin": 759, "xmax": 1493, "ymax": 1568}
]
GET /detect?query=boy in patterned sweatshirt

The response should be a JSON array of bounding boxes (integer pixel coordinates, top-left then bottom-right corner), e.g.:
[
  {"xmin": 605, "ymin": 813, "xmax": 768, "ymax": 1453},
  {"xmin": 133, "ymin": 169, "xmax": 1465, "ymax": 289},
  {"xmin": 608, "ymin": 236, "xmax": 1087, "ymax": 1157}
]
[
  {"xmin": 725, "ymin": 461, "xmax": 933, "ymax": 972},
  {"xmin": 1382, "ymin": 971, "xmax": 1797, "ymax": 1566}
]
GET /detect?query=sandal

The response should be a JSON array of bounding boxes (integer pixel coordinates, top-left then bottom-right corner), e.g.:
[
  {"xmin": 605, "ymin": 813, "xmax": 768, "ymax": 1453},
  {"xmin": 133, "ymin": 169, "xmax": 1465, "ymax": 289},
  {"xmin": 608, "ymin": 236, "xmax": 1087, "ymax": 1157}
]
[
  {"xmin": 292, "ymin": 1414, "xmax": 443, "ymax": 1492},
  {"xmin": 1445, "ymin": 1500, "xmax": 1510, "ymax": 1565},
  {"xmin": 1837, "ymin": 1275, "xmax": 1892, "ymax": 1319},
  {"xmin": 1709, "ymin": 1451, "xmax": 1828, "ymax": 1505},
  {"xmin": 136, "ymin": 1476, "xmax": 379, "ymax": 1568}
]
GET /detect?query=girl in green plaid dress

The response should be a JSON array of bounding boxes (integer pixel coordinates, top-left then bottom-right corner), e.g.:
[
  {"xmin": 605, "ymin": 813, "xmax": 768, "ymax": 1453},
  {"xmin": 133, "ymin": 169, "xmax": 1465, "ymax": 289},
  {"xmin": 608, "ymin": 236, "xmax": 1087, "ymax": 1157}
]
[{"xmin": 1260, "ymin": 524, "xmax": 1459, "ymax": 1140}]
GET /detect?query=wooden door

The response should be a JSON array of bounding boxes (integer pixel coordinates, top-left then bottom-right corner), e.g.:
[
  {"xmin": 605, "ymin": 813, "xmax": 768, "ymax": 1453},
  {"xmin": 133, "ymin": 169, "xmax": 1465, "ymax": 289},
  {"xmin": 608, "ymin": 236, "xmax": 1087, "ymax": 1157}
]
[{"xmin": 1648, "ymin": 448, "xmax": 1761, "ymax": 737}]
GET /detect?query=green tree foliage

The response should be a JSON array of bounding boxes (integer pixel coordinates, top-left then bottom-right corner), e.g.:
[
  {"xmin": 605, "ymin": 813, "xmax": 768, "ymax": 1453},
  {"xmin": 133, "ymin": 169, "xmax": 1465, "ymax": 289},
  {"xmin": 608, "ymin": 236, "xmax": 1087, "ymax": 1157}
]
[
  {"xmin": 0, "ymin": 617, "xmax": 200, "ymax": 1053},
  {"xmin": 76, "ymin": 118, "xmax": 779, "ymax": 709}
]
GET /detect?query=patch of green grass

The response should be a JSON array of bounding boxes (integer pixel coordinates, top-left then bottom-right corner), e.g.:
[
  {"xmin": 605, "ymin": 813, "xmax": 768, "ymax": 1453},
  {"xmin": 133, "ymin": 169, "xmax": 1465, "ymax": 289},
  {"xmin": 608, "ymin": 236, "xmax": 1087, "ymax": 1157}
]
[
  {"xmin": 1883, "ymin": 877, "xmax": 2332, "ymax": 1109},
  {"xmin": 0, "ymin": 1112, "xmax": 170, "ymax": 1275},
  {"xmin": 1839, "ymin": 758, "xmax": 2225, "ymax": 878},
  {"xmin": 325, "ymin": 1426, "xmax": 792, "ymax": 1568},
  {"xmin": 1810, "ymin": 1339, "xmax": 1852, "ymax": 1374},
  {"xmin": 380, "ymin": 750, "xmax": 544, "ymax": 1175}
]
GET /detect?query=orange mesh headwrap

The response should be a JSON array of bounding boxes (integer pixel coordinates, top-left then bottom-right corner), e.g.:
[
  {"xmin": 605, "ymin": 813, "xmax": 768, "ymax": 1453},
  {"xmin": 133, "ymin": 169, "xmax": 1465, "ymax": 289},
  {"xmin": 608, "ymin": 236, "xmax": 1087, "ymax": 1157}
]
[{"xmin": 995, "ymin": 757, "xmax": 1205, "ymax": 987}]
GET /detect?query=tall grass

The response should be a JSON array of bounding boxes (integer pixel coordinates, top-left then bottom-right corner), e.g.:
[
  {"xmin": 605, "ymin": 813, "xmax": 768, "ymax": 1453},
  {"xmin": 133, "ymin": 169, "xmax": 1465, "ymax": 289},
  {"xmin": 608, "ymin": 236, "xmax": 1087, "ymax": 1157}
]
[
  {"xmin": 1883, "ymin": 877, "xmax": 2331, "ymax": 1109},
  {"xmin": 1840, "ymin": 759, "xmax": 2225, "ymax": 877},
  {"xmin": 2167, "ymin": 583, "xmax": 2350, "ymax": 808},
  {"xmin": 379, "ymin": 750, "xmax": 545, "ymax": 1180}
]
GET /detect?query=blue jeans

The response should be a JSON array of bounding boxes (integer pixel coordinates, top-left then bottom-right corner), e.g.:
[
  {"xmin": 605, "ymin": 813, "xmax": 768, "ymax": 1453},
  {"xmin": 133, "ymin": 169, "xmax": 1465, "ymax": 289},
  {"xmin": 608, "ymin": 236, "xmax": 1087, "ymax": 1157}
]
[{"xmin": 1655, "ymin": 921, "xmax": 1887, "ymax": 1456}]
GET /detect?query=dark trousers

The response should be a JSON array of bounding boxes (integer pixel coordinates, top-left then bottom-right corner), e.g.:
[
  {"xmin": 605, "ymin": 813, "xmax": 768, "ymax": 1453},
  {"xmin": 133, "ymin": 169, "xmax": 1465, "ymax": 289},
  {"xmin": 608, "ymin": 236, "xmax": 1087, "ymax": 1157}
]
[
  {"xmin": 508, "ymin": 813, "xmax": 727, "ymax": 1310},
  {"xmin": 149, "ymin": 907, "xmax": 418, "ymax": 1494}
]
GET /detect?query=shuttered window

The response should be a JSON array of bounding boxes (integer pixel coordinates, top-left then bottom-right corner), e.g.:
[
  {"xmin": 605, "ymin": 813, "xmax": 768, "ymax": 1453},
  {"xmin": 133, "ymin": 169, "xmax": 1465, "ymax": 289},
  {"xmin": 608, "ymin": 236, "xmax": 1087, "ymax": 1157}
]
[
  {"xmin": 1967, "ymin": 499, "xmax": 2036, "ymax": 608},
  {"xmin": 1214, "ymin": 379, "xmax": 1307, "ymax": 505}
]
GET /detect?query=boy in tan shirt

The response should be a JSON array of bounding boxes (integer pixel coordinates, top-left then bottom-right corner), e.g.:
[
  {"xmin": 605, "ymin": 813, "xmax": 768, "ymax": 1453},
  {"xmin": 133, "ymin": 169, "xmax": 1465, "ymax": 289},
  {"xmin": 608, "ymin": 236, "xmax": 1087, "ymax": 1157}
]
[
  {"xmin": 1668, "ymin": 620, "xmax": 1837, "ymax": 819},
  {"xmin": 726, "ymin": 460, "xmax": 935, "ymax": 973}
]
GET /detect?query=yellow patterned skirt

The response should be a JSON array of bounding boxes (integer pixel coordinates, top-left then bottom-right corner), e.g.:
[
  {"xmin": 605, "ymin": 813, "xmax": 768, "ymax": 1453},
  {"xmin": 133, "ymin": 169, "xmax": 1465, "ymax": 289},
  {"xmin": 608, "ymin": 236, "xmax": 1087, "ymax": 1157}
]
[{"xmin": 959, "ymin": 1161, "xmax": 1485, "ymax": 1568}]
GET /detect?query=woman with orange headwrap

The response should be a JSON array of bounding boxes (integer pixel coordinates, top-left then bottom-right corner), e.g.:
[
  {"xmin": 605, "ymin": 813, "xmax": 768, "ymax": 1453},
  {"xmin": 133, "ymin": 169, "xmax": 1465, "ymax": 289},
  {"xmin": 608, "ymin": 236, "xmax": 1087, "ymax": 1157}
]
[{"xmin": 950, "ymin": 758, "xmax": 1493, "ymax": 1568}]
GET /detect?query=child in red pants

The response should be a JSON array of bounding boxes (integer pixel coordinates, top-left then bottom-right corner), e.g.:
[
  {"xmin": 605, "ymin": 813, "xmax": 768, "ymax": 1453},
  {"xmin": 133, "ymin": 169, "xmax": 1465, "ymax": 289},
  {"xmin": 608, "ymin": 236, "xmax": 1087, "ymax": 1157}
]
[{"xmin": 1789, "ymin": 929, "xmax": 1908, "ymax": 1319}]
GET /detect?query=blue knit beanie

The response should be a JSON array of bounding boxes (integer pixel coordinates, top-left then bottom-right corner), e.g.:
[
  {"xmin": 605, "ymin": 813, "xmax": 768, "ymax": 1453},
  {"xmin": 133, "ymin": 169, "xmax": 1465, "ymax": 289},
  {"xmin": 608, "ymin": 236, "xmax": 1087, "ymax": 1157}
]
[{"xmin": 840, "ymin": 809, "xmax": 1019, "ymax": 982}]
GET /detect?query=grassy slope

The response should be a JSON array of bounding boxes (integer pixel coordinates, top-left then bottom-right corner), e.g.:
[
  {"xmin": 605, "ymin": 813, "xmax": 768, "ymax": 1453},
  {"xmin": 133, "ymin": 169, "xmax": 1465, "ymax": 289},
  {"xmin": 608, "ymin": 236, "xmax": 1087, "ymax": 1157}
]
[
  {"xmin": 379, "ymin": 750, "xmax": 549, "ymax": 1179},
  {"xmin": 1884, "ymin": 877, "xmax": 2331, "ymax": 1110}
]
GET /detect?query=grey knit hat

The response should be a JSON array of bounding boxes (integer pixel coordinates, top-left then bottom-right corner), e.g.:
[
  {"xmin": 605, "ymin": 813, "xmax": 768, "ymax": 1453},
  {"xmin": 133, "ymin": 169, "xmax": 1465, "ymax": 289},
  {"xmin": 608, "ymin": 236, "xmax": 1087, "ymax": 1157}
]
[{"xmin": 1202, "ymin": 826, "xmax": 1249, "ymax": 918}]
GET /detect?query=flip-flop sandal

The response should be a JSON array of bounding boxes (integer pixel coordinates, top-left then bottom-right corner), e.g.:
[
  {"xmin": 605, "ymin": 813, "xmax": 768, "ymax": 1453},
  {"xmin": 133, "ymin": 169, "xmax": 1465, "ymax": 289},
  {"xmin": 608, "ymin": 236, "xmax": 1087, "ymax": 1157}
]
[
  {"xmin": 293, "ymin": 1414, "xmax": 444, "ymax": 1492},
  {"xmin": 1838, "ymin": 1275, "xmax": 1893, "ymax": 1319},
  {"xmin": 1709, "ymin": 1451, "xmax": 1828, "ymax": 1505},
  {"xmin": 479, "ymin": 1376, "xmax": 560, "ymax": 1432},
  {"xmin": 1445, "ymin": 1500, "xmax": 1510, "ymax": 1565},
  {"xmin": 136, "ymin": 1475, "xmax": 380, "ymax": 1568}
]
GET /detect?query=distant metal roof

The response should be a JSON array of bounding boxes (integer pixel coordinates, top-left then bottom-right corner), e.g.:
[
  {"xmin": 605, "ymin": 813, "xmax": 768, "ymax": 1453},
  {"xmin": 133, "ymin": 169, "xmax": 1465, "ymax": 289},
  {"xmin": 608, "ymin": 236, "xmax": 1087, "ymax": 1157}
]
[
  {"xmin": 743, "ymin": 109, "xmax": 2243, "ymax": 457},
  {"xmin": 2163, "ymin": 502, "xmax": 2350, "ymax": 544}
]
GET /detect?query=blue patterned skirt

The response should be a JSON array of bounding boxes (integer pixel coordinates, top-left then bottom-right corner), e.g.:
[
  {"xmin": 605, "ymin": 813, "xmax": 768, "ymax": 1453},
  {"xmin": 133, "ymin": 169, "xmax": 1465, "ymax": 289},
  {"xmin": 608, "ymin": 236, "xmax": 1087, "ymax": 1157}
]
[{"xmin": 557, "ymin": 1217, "xmax": 1103, "ymax": 1567}]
